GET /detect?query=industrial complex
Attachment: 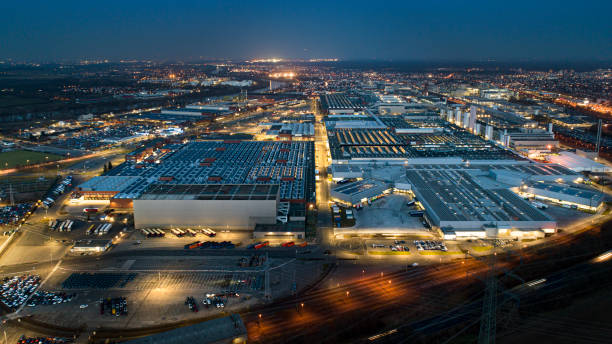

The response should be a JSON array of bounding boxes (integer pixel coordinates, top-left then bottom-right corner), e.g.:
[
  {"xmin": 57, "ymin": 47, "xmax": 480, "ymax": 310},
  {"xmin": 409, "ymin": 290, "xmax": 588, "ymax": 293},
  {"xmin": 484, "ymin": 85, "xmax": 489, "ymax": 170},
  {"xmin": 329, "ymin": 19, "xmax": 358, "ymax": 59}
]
[
  {"xmin": 5, "ymin": 58, "xmax": 611, "ymax": 344},
  {"xmin": 76, "ymin": 140, "xmax": 314, "ymax": 235}
]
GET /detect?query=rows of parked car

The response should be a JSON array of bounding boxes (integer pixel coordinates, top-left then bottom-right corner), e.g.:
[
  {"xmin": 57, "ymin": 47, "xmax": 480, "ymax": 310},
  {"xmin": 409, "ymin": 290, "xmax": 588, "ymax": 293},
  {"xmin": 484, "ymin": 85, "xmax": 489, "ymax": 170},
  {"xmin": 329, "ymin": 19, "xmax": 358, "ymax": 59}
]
[
  {"xmin": 49, "ymin": 124, "xmax": 155, "ymax": 150},
  {"xmin": 42, "ymin": 176, "xmax": 72, "ymax": 209},
  {"xmin": 17, "ymin": 336, "xmax": 72, "ymax": 344},
  {"xmin": 370, "ymin": 241, "xmax": 410, "ymax": 251},
  {"xmin": 415, "ymin": 240, "xmax": 447, "ymax": 251},
  {"xmin": 100, "ymin": 297, "xmax": 127, "ymax": 316},
  {"xmin": 0, "ymin": 202, "xmax": 34, "ymax": 229},
  {"xmin": 27, "ymin": 291, "xmax": 75, "ymax": 307},
  {"xmin": 0, "ymin": 275, "xmax": 40, "ymax": 308}
]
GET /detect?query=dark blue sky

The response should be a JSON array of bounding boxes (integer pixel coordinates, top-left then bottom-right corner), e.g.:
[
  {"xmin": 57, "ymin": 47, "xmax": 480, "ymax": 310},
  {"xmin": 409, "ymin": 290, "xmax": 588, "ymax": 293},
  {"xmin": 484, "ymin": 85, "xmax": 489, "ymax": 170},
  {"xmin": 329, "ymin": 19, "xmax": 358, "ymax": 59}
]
[{"xmin": 1, "ymin": 0, "xmax": 610, "ymax": 62}]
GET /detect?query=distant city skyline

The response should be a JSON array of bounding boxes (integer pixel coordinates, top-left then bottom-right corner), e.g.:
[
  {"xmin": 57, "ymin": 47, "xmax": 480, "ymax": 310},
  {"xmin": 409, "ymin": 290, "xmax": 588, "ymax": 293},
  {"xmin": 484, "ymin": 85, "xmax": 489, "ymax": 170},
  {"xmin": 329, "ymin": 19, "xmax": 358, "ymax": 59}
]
[{"xmin": 0, "ymin": 0, "xmax": 611, "ymax": 62}]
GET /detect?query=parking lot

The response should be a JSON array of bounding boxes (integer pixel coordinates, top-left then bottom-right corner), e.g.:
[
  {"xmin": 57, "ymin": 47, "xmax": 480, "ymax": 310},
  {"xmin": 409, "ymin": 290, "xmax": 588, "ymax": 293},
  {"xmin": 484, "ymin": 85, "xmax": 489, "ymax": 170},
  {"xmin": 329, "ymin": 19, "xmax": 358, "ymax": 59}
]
[{"xmin": 14, "ymin": 255, "xmax": 323, "ymax": 328}]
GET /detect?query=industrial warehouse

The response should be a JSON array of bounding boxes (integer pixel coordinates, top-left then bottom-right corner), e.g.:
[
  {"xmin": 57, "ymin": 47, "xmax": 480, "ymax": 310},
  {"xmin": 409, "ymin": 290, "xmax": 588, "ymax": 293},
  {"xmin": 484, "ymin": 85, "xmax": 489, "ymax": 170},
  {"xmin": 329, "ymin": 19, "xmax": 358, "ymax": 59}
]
[
  {"xmin": 75, "ymin": 140, "xmax": 314, "ymax": 231},
  {"xmin": 405, "ymin": 168, "xmax": 556, "ymax": 239},
  {"xmin": 319, "ymin": 105, "xmax": 610, "ymax": 240},
  {"xmin": 319, "ymin": 93, "xmax": 363, "ymax": 114},
  {"xmin": 326, "ymin": 126, "xmax": 521, "ymax": 163},
  {"xmin": 519, "ymin": 181, "xmax": 605, "ymax": 212},
  {"xmin": 331, "ymin": 179, "xmax": 390, "ymax": 205},
  {"xmin": 133, "ymin": 184, "xmax": 279, "ymax": 229},
  {"xmin": 328, "ymin": 161, "xmax": 583, "ymax": 238}
]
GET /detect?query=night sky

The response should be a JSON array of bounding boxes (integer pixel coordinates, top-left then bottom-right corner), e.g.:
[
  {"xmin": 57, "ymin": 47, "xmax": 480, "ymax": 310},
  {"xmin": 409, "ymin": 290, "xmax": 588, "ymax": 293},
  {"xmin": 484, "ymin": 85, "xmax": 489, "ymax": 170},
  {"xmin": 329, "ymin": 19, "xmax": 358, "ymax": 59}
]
[{"xmin": 1, "ymin": 0, "xmax": 610, "ymax": 62}]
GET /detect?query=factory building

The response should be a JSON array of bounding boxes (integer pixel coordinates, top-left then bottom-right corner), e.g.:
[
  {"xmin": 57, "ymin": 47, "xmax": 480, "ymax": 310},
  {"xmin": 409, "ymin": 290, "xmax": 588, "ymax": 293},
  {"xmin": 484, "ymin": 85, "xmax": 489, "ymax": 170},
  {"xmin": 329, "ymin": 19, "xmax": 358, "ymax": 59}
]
[
  {"xmin": 519, "ymin": 182, "xmax": 605, "ymax": 212},
  {"xmin": 330, "ymin": 179, "xmax": 390, "ymax": 205},
  {"xmin": 485, "ymin": 125, "xmax": 494, "ymax": 140},
  {"xmin": 324, "ymin": 115, "xmax": 386, "ymax": 129},
  {"xmin": 546, "ymin": 151, "xmax": 612, "ymax": 173},
  {"xmin": 327, "ymin": 127, "xmax": 521, "ymax": 164},
  {"xmin": 75, "ymin": 140, "xmax": 314, "ymax": 232},
  {"xmin": 405, "ymin": 168, "xmax": 556, "ymax": 239},
  {"xmin": 259, "ymin": 122, "xmax": 315, "ymax": 139},
  {"xmin": 504, "ymin": 132, "xmax": 559, "ymax": 152},
  {"xmin": 75, "ymin": 176, "xmax": 142, "ymax": 207},
  {"xmin": 319, "ymin": 94, "xmax": 362, "ymax": 114},
  {"xmin": 71, "ymin": 239, "xmax": 112, "ymax": 253},
  {"xmin": 91, "ymin": 140, "xmax": 314, "ymax": 205},
  {"xmin": 468, "ymin": 106, "xmax": 477, "ymax": 132},
  {"xmin": 133, "ymin": 184, "xmax": 279, "ymax": 230}
]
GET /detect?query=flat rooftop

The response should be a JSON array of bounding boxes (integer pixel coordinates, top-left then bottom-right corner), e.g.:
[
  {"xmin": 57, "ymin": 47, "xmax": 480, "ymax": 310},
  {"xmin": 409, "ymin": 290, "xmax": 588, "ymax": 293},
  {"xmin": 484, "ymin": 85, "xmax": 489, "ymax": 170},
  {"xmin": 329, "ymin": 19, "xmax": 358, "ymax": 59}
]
[
  {"xmin": 320, "ymin": 93, "xmax": 359, "ymax": 110},
  {"xmin": 528, "ymin": 182, "xmax": 605, "ymax": 202},
  {"xmin": 104, "ymin": 141, "xmax": 313, "ymax": 201},
  {"xmin": 332, "ymin": 179, "xmax": 387, "ymax": 198},
  {"xmin": 328, "ymin": 128, "xmax": 523, "ymax": 161},
  {"xmin": 406, "ymin": 169, "xmax": 551, "ymax": 223},
  {"xmin": 138, "ymin": 184, "xmax": 279, "ymax": 201},
  {"xmin": 547, "ymin": 151, "xmax": 612, "ymax": 172},
  {"xmin": 78, "ymin": 176, "xmax": 142, "ymax": 192}
]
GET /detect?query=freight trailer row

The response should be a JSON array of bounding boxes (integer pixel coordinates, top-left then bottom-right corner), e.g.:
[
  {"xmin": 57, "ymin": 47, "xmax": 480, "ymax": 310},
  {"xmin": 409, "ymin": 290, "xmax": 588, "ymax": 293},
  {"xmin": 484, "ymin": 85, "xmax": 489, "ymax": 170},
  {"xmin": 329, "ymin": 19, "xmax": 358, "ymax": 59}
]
[
  {"xmin": 140, "ymin": 228, "xmax": 165, "ymax": 237},
  {"xmin": 49, "ymin": 220, "xmax": 73, "ymax": 232},
  {"xmin": 86, "ymin": 223, "xmax": 112, "ymax": 236}
]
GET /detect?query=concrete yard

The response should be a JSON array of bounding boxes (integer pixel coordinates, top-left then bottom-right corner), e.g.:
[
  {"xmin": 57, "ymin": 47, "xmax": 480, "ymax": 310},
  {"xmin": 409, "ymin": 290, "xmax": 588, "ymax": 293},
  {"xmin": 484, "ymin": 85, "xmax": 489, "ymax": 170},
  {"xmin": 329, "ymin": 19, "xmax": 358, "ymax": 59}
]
[
  {"xmin": 335, "ymin": 194, "xmax": 430, "ymax": 236},
  {"xmin": 12, "ymin": 255, "xmax": 325, "ymax": 329}
]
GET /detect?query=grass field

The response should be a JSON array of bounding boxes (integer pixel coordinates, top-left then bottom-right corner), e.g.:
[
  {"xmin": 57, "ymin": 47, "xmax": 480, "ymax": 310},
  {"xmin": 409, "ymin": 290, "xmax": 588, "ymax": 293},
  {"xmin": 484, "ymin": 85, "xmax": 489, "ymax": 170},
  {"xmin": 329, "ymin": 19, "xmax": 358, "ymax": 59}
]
[
  {"xmin": 471, "ymin": 246, "xmax": 493, "ymax": 252},
  {"xmin": 0, "ymin": 150, "xmax": 63, "ymax": 169},
  {"xmin": 418, "ymin": 251, "xmax": 463, "ymax": 255},
  {"xmin": 369, "ymin": 251, "xmax": 411, "ymax": 255}
]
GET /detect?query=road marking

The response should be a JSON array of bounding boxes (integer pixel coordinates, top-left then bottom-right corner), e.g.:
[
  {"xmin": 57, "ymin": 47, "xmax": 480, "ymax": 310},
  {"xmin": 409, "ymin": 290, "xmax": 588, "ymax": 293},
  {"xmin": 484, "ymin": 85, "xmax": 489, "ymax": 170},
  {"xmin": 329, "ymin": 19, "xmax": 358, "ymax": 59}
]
[
  {"xmin": 121, "ymin": 259, "xmax": 136, "ymax": 270},
  {"xmin": 12, "ymin": 258, "xmax": 63, "ymax": 317}
]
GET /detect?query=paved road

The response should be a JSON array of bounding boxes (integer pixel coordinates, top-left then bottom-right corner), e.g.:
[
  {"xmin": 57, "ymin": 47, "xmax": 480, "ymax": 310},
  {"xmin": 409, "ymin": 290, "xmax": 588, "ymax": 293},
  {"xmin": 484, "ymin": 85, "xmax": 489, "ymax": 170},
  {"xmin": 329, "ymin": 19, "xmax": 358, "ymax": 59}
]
[{"xmin": 314, "ymin": 104, "xmax": 333, "ymax": 246}]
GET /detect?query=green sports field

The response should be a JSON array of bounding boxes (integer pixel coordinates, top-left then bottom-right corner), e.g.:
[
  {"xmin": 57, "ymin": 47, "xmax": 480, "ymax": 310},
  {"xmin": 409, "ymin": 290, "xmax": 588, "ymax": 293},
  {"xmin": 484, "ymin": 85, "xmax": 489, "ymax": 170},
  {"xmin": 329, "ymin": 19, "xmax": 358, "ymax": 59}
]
[{"xmin": 0, "ymin": 150, "xmax": 63, "ymax": 169}]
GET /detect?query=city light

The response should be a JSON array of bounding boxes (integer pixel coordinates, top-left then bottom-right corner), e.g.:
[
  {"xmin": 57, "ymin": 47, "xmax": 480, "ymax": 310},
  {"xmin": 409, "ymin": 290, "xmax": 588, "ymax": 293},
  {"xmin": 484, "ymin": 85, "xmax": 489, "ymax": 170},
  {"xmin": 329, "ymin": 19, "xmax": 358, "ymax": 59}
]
[{"xmin": 268, "ymin": 72, "xmax": 296, "ymax": 79}]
